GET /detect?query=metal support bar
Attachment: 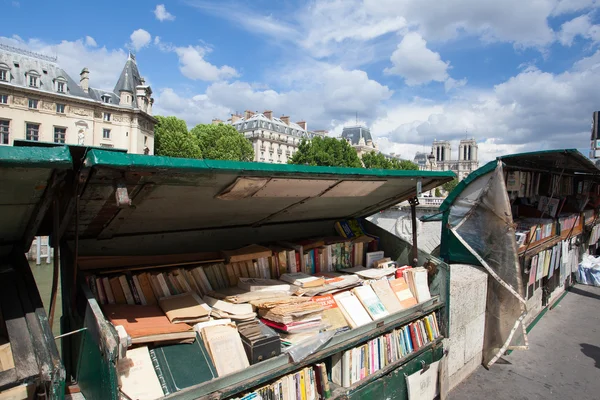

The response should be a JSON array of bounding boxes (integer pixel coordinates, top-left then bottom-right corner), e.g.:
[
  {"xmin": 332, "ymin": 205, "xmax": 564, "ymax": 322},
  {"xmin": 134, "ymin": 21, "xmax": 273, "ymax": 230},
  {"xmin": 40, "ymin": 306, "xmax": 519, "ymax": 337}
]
[
  {"xmin": 48, "ymin": 199, "xmax": 60, "ymax": 329},
  {"xmin": 409, "ymin": 197, "xmax": 419, "ymax": 266}
]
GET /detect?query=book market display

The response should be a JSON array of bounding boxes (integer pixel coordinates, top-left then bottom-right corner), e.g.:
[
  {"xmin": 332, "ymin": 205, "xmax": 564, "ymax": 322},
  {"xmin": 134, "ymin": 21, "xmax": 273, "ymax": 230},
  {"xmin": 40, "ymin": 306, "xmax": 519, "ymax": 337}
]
[
  {"xmin": 35, "ymin": 148, "xmax": 454, "ymax": 400},
  {"xmin": 438, "ymin": 149, "xmax": 600, "ymax": 368},
  {"xmin": 80, "ymin": 219, "xmax": 443, "ymax": 400}
]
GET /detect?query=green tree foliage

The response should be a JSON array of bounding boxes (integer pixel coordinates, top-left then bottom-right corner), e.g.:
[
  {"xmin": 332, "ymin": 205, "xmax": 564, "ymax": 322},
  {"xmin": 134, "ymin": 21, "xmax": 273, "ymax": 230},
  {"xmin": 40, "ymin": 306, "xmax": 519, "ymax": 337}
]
[
  {"xmin": 442, "ymin": 178, "xmax": 459, "ymax": 193},
  {"xmin": 435, "ymin": 188, "xmax": 442, "ymax": 197},
  {"xmin": 288, "ymin": 137, "xmax": 363, "ymax": 168},
  {"xmin": 153, "ymin": 115, "xmax": 202, "ymax": 159},
  {"xmin": 191, "ymin": 123, "xmax": 254, "ymax": 162},
  {"xmin": 362, "ymin": 151, "xmax": 420, "ymax": 170}
]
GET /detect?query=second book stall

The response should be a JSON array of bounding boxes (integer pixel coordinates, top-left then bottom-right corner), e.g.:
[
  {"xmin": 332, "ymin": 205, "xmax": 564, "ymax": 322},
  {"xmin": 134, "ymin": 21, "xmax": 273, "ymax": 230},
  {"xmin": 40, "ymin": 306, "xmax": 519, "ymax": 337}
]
[
  {"xmin": 438, "ymin": 149, "xmax": 600, "ymax": 368},
  {"xmin": 45, "ymin": 148, "xmax": 455, "ymax": 400}
]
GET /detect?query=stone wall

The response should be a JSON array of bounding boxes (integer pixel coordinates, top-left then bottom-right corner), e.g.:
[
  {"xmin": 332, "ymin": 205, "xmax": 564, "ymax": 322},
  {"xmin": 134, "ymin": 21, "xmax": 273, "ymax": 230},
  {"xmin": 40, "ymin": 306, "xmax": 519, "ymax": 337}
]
[{"xmin": 446, "ymin": 264, "xmax": 488, "ymax": 390}]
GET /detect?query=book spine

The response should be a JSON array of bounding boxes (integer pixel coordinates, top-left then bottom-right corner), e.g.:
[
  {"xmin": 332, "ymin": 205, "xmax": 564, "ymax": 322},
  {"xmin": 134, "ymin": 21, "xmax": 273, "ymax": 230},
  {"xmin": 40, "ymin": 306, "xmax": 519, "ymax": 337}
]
[
  {"xmin": 132, "ymin": 275, "xmax": 147, "ymax": 305},
  {"xmin": 157, "ymin": 273, "xmax": 172, "ymax": 297},
  {"xmin": 148, "ymin": 349, "xmax": 171, "ymax": 396},
  {"xmin": 95, "ymin": 277, "xmax": 106, "ymax": 305},
  {"xmin": 118, "ymin": 275, "xmax": 135, "ymax": 305},
  {"xmin": 319, "ymin": 362, "xmax": 331, "ymax": 399},
  {"xmin": 126, "ymin": 273, "xmax": 142, "ymax": 305},
  {"xmin": 102, "ymin": 277, "xmax": 115, "ymax": 304}
]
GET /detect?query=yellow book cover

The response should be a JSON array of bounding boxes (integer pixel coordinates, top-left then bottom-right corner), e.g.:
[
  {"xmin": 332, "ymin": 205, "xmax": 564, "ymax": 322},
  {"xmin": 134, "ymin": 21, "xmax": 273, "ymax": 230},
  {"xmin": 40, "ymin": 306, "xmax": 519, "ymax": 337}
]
[
  {"xmin": 300, "ymin": 368, "xmax": 307, "ymax": 400},
  {"xmin": 424, "ymin": 318, "xmax": 434, "ymax": 341}
]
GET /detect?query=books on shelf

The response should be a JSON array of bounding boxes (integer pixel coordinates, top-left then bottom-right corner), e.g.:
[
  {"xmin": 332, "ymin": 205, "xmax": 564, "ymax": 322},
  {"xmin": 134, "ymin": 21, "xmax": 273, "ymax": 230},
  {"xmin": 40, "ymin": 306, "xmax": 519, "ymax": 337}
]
[
  {"xmin": 117, "ymin": 346, "xmax": 165, "ymax": 400},
  {"xmin": 352, "ymin": 285, "xmax": 389, "ymax": 320},
  {"xmin": 201, "ymin": 324, "xmax": 250, "ymax": 377},
  {"xmin": 237, "ymin": 277, "xmax": 293, "ymax": 292},
  {"xmin": 389, "ymin": 278, "xmax": 418, "ymax": 309},
  {"xmin": 333, "ymin": 292, "xmax": 372, "ymax": 328},
  {"xmin": 229, "ymin": 364, "xmax": 331, "ymax": 400},
  {"xmin": 331, "ymin": 313, "xmax": 441, "ymax": 388},
  {"xmin": 149, "ymin": 333, "xmax": 218, "ymax": 395},
  {"xmin": 102, "ymin": 304, "xmax": 195, "ymax": 344},
  {"xmin": 311, "ymin": 294, "xmax": 350, "ymax": 333},
  {"xmin": 404, "ymin": 268, "xmax": 432, "ymax": 303},
  {"xmin": 158, "ymin": 293, "xmax": 211, "ymax": 324},
  {"xmin": 280, "ymin": 273, "xmax": 325, "ymax": 288},
  {"xmin": 370, "ymin": 280, "xmax": 403, "ymax": 314}
]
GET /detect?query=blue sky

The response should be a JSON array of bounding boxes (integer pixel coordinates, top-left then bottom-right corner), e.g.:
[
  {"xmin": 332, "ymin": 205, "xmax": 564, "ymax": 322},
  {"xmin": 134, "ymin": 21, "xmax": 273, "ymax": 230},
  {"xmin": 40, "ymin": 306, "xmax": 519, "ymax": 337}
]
[{"xmin": 2, "ymin": 0, "xmax": 600, "ymax": 161}]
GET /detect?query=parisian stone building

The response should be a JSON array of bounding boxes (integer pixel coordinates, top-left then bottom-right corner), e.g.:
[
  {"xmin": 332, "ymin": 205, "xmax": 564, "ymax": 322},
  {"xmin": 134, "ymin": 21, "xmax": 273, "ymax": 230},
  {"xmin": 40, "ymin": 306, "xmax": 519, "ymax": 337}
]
[
  {"xmin": 223, "ymin": 110, "xmax": 327, "ymax": 163},
  {"xmin": 0, "ymin": 44, "xmax": 155, "ymax": 154}
]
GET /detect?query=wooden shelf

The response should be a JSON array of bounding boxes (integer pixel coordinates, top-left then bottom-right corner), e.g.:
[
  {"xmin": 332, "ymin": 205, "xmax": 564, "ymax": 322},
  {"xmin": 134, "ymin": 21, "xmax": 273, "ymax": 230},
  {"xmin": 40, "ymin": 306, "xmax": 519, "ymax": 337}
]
[
  {"xmin": 165, "ymin": 298, "xmax": 444, "ymax": 400},
  {"xmin": 328, "ymin": 337, "xmax": 444, "ymax": 399},
  {"xmin": 519, "ymin": 235, "xmax": 562, "ymax": 257}
]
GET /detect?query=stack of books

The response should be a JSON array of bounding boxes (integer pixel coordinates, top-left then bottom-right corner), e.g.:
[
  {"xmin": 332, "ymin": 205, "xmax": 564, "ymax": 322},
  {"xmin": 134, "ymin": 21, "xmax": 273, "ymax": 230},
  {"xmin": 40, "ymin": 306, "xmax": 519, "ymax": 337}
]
[
  {"xmin": 558, "ymin": 213, "xmax": 580, "ymax": 235},
  {"xmin": 331, "ymin": 313, "xmax": 441, "ymax": 388},
  {"xmin": 515, "ymin": 218, "xmax": 555, "ymax": 246}
]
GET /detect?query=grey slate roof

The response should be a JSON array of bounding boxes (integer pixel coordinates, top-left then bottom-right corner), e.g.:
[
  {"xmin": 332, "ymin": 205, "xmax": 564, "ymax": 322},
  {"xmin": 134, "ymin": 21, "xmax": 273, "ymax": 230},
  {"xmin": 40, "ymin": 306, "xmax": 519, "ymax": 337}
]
[
  {"xmin": 232, "ymin": 113, "xmax": 317, "ymax": 139},
  {"xmin": 341, "ymin": 125, "xmax": 373, "ymax": 145},
  {"xmin": 0, "ymin": 44, "xmax": 148, "ymax": 111}
]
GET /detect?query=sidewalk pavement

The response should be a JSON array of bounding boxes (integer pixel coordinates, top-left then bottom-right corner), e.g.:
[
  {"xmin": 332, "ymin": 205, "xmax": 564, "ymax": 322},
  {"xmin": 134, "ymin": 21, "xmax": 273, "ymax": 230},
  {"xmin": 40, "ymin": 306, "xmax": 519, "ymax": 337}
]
[{"xmin": 448, "ymin": 284, "xmax": 600, "ymax": 400}]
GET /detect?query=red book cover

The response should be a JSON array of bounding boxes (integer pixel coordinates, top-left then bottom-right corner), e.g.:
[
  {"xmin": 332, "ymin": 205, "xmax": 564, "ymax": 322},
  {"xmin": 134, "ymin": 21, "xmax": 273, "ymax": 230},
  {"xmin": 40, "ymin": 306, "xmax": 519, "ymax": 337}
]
[
  {"xmin": 295, "ymin": 252, "xmax": 301, "ymax": 273},
  {"xmin": 315, "ymin": 248, "xmax": 321, "ymax": 274},
  {"xmin": 409, "ymin": 323, "xmax": 421, "ymax": 350}
]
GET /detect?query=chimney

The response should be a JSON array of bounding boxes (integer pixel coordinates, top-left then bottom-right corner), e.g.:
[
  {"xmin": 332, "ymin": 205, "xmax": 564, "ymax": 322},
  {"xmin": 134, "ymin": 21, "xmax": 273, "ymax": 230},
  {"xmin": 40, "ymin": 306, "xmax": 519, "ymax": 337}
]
[
  {"xmin": 264, "ymin": 110, "xmax": 273, "ymax": 120},
  {"xmin": 297, "ymin": 121, "xmax": 307, "ymax": 131},
  {"xmin": 212, "ymin": 118, "xmax": 223, "ymax": 125},
  {"xmin": 80, "ymin": 67, "xmax": 89, "ymax": 93},
  {"xmin": 244, "ymin": 110, "xmax": 255, "ymax": 119},
  {"xmin": 231, "ymin": 114, "xmax": 241, "ymax": 123},
  {"xmin": 281, "ymin": 116, "xmax": 290, "ymax": 125}
]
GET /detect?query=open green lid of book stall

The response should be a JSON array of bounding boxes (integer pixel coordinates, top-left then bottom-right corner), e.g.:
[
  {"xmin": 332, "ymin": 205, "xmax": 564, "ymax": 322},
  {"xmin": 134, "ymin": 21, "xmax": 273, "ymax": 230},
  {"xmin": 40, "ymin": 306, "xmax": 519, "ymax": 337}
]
[
  {"xmin": 0, "ymin": 146, "xmax": 69, "ymax": 399},
  {"xmin": 56, "ymin": 149, "xmax": 455, "ymax": 400},
  {"xmin": 438, "ymin": 149, "xmax": 600, "ymax": 369}
]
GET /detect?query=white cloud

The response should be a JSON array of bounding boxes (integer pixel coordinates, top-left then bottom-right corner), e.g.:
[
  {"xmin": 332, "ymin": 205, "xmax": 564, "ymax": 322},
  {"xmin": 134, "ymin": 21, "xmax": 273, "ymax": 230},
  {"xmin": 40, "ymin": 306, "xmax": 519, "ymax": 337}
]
[
  {"xmin": 154, "ymin": 62, "xmax": 392, "ymax": 129},
  {"xmin": 552, "ymin": 0, "xmax": 600, "ymax": 16},
  {"xmin": 558, "ymin": 14, "xmax": 600, "ymax": 45},
  {"xmin": 85, "ymin": 36, "xmax": 97, "ymax": 47},
  {"xmin": 129, "ymin": 29, "xmax": 152, "ymax": 51},
  {"xmin": 174, "ymin": 45, "xmax": 239, "ymax": 81},
  {"xmin": 384, "ymin": 32, "xmax": 449, "ymax": 85},
  {"xmin": 154, "ymin": 4, "xmax": 176, "ymax": 21},
  {"xmin": 0, "ymin": 35, "xmax": 127, "ymax": 90}
]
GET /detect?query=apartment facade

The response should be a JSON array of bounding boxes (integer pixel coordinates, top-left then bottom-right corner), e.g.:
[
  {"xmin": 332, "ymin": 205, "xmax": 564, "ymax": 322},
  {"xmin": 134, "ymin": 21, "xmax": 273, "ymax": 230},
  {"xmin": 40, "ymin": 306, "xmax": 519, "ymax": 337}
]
[
  {"xmin": 0, "ymin": 44, "xmax": 155, "ymax": 154},
  {"xmin": 225, "ymin": 110, "xmax": 326, "ymax": 163}
]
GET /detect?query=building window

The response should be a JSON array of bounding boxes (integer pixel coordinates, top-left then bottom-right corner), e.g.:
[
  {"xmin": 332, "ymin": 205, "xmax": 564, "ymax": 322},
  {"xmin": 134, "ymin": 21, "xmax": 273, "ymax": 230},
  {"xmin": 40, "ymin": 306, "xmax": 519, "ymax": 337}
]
[
  {"xmin": 103, "ymin": 112, "xmax": 111, "ymax": 122},
  {"xmin": 56, "ymin": 104, "xmax": 65, "ymax": 113},
  {"xmin": 0, "ymin": 70, "xmax": 7, "ymax": 81},
  {"xmin": 54, "ymin": 127, "xmax": 66, "ymax": 143},
  {"xmin": 26, "ymin": 123, "xmax": 39, "ymax": 141},
  {"xmin": 57, "ymin": 82, "xmax": 65, "ymax": 93},
  {"xmin": 0, "ymin": 120, "xmax": 9, "ymax": 144},
  {"xmin": 0, "ymin": 94, "xmax": 7, "ymax": 104},
  {"xmin": 103, "ymin": 128, "xmax": 111, "ymax": 139},
  {"xmin": 144, "ymin": 136, "xmax": 148, "ymax": 145},
  {"xmin": 29, "ymin": 75, "xmax": 38, "ymax": 87},
  {"xmin": 101, "ymin": 95, "xmax": 111, "ymax": 104},
  {"xmin": 28, "ymin": 99, "xmax": 38, "ymax": 109}
]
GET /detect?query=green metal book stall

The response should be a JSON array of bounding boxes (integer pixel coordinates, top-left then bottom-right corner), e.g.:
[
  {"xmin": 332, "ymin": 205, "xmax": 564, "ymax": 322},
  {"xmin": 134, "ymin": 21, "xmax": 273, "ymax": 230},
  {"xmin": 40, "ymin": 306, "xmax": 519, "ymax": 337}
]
[
  {"xmin": 1, "ymin": 143, "xmax": 455, "ymax": 400},
  {"xmin": 437, "ymin": 149, "xmax": 600, "ymax": 368},
  {"xmin": 0, "ymin": 146, "xmax": 67, "ymax": 399}
]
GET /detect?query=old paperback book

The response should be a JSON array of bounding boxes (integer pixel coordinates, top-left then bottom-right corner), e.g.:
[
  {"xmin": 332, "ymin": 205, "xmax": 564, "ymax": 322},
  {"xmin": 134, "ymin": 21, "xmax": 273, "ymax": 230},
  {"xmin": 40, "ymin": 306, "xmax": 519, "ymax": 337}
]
[
  {"xmin": 352, "ymin": 285, "xmax": 389, "ymax": 320},
  {"xmin": 311, "ymin": 294, "xmax": 349, "ymax": 333},
  {"xmin": 158, "ymin": 293, "xmax": 211, "ymax": 324},
  {"xmin": 117, "ymin": 346, "xmax": 165, "ymax": 400},
  {"xmin": 201, "ymin": 325, "xmax": 250, "ymax": 376}
]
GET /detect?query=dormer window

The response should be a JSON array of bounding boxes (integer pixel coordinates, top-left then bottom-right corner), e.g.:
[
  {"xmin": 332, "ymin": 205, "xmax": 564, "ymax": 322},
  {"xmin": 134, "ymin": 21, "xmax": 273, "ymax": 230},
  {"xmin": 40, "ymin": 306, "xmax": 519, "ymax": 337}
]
[
  {"xmin": 29, "ymin": 75, "xmax": 37, "ymax": 87},
  {"xmin": 101, "ymin": 95, "xmax": 111, "ymax": 104},
  {"xmin": 0, "ymin": 64, "xmax": 8, "ymax": 82},
  {"xmin": 55, "ymin": 77, "xmax": 67, "ymax": 93}
]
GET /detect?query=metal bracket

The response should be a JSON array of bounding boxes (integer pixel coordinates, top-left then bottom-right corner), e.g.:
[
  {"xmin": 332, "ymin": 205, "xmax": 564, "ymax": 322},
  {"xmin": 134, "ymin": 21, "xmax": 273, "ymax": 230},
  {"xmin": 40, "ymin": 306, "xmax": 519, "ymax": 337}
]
[
  {"xmin": 408, "ymin": 196, "xmax": 420, "ymax": 206},
  {"xmin": 420, "ymin": 360, "xmax": 430, "ymax": 373}
]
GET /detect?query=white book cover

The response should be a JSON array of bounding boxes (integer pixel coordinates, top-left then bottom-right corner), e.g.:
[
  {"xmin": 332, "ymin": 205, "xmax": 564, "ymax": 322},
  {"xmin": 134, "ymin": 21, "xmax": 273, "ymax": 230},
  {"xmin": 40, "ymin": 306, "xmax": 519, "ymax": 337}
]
[
  {"xmin": 334, "ymin": 292, "xmax": 372, "ymax": 328},
  {"xmin": 352, "ymin": 286, "xmax": 390, "ymax": 320},
  {"xmin": 118, "ymin": 275, "xmax": 135, "ymax": 305},
  {"xmin": 331, "ymin": 352, "xmax": 342, "ymax": 386},
  {"xmin": 365, "ymin": 251, "xmax": 385, "ymax": 268},
  {"xmin": 280, "ymin": 272, "xmax": 324, "ymax": 287},
  {"xmin": 117, "ymin": 346, "xmax": 164, "ymax": 400},
  {"xmin": 204, "ymin": 296, "xmax": 253, "ymax": 315}
]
